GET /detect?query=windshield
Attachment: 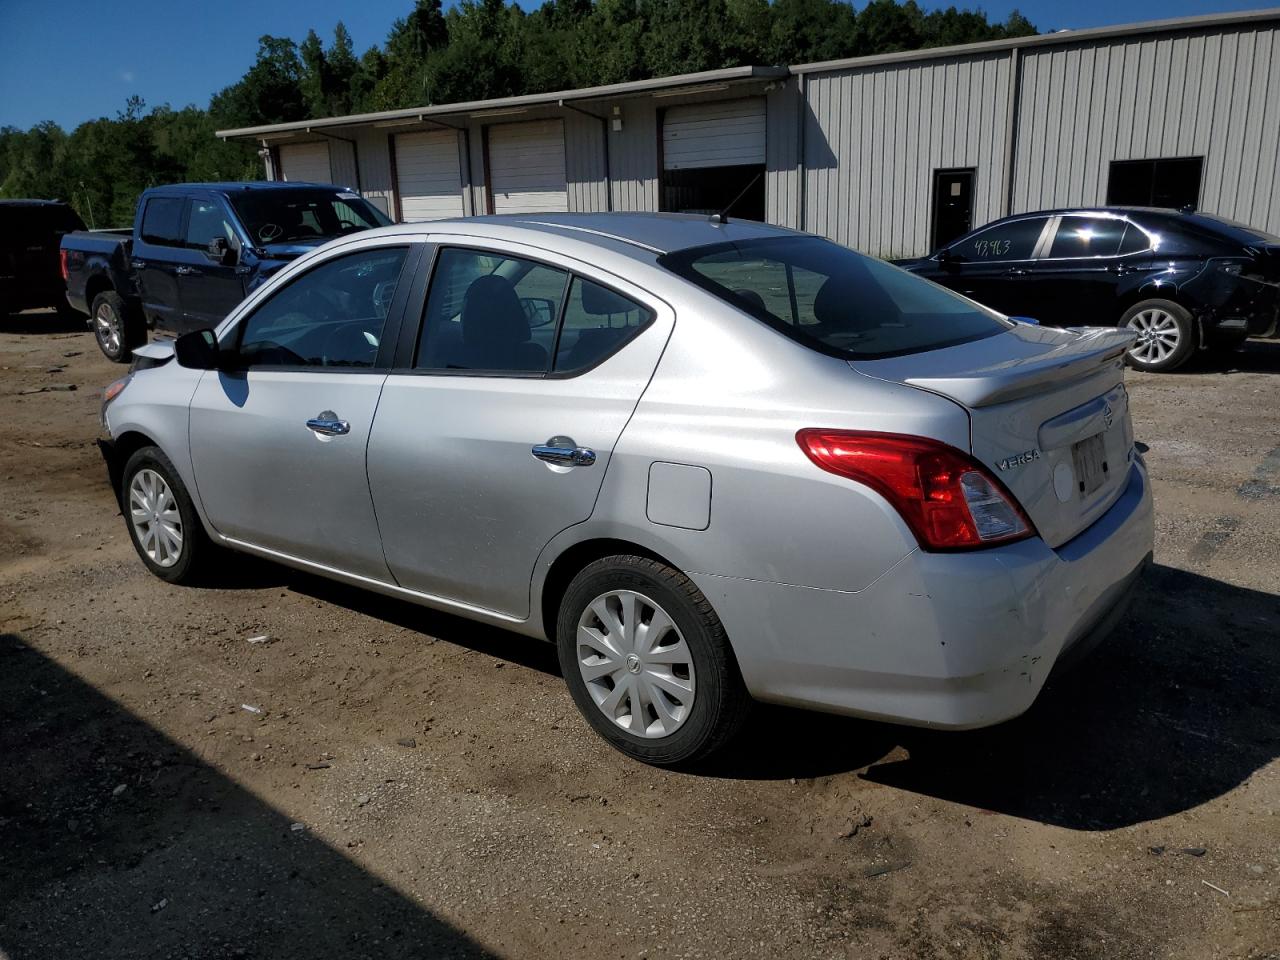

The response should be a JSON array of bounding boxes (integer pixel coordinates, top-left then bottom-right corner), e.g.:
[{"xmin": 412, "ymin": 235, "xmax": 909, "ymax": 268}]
[
  {"xmin": 229, "ymin": 190, "xmax": 391, "ymax": 246},
  {"xmin": 659, "ymin": 236, "xmax": 1010, "ymax": 360}
]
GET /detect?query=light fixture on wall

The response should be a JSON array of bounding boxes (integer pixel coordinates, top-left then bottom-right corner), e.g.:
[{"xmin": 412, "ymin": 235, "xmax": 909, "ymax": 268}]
[{"xmin": 612, "ymin": 105, "xmax": 623, "ymax": 132}]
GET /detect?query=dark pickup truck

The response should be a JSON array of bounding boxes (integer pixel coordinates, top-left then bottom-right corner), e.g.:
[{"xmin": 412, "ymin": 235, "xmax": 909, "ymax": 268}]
[{"xmin": 61, "ymin": 181, "xmax": 391, "ymax": 361}]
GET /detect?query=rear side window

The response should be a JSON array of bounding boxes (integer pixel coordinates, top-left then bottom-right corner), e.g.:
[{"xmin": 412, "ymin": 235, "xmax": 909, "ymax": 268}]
[
  {"xmin": 660, "ymin": 237, "xmax": 1009, "ymax": 361},
  {"xmin": 1118, "ymin": 223, "xmax": 1152, "ymax": 255},
  {"xmin": 948, "ymin": 217, "xmax": 1046, "ymax": 261},
  {"xmin": 1047, "ymin": 217, "xmax": 1127, "ymax": 258},
  {"xmin": 416, "ymin": 247, "xmax": 568, "ymax": 374},
  {"xmin": 553, "ymin": 279, "xmax": 653, "ymax": 373},
  {"xmin": 140, "ymin": 198, "xmax": 185, "ymax": 246}
]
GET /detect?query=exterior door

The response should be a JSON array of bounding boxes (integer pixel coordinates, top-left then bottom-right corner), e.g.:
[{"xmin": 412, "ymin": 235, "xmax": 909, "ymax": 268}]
[
  {"xmin": 394, "ymin": 130, "xmax": 466, "ymax": 221},
  {"xmin": 486, "ymin": 121, "xmax": 569, "ymax": 214},
  {"xmin": 933, "ymin": 215, "xmax": 1052, "ymax": 318},
  {"xmin": 181, "ymin": 197, "xmax": 246, "ymax": 329},
  {"xmin": 188, "ymin": 242, "xmax": 417, "ymax": 578},
  {"xmin": 367, "ymin": 243, "xmax": 672, "ymax": 619},
  {"xmin": 1019, "ymin": 215, "xmax": 1133, "ymax": 327},
  {"xmin": 931, "ymin": 169, "xmax": 975, "ymax": 251},
  {"xmin": 133, "ymin": 195, "xmax": 187, "ymax": 330}
]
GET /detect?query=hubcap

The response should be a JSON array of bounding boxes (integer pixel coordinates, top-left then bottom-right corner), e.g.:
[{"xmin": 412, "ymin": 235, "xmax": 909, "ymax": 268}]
[
  {"xmin": 576, "ymin": 590, "xmax": 695, "ymax": 739},
  {"xmin": 1126, "ymin": 308, "xmax": 1180, "ymax": 365},
  {"xmin": 128, "ymin": 468, "xmax": 183, "ymax": 568},
  {"xmin": 95, "ymin": 303, "xmax": 122, "ymax": 355}
]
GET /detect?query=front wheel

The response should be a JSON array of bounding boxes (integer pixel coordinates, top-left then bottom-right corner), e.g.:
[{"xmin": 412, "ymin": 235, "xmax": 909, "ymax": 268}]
[
  {"xmin": 91, "ymin": 290, "xmax": 143, "ymax": 363},
  {"xmin": 556, "ymin": 555, "xmax": 750, "ymax": 766},
  {"xmin": 120, "ymin": 446, "xmax": 216, "ymax": 584},
  {"xmin": 1122, "ymin": 299, "xmax": 1196, "ymax": 372}
]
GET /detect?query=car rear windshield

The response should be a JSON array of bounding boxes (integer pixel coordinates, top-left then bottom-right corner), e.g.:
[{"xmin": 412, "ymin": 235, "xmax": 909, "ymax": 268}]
[
  {"xmin": 659, "ymin": 236, "xmax": 1010, "ymax": 360},
  {"xmin": 1184, "ymin": 213, "xmax": 1280, "ymax": 245},
  {"xmin": 228, "ymin": 190, "xmax": 391, "ymax": 246}
]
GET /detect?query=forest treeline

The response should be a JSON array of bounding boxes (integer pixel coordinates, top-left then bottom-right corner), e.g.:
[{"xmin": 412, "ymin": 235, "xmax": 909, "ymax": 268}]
[{"xmin": 0, "ymin": 0, "xmax": 1035, "ymax": 226}]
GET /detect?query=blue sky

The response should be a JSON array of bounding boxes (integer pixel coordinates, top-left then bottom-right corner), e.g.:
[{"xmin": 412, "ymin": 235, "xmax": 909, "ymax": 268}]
[{"xmin": 1, "ymin": 0, "xmax": 1274, "ymax": 129}]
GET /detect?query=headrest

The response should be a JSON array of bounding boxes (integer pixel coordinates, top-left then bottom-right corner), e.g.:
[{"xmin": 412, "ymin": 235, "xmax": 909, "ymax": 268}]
[{"xmin": 461, "ymin": 274, "xmax": 530, "ymax": 346}]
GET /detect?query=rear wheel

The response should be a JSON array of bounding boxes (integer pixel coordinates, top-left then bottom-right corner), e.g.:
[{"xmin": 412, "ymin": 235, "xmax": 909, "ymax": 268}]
[
  {"xmin": 91, "ymin": 291, "xmax": 143, "ymax": 363},
  {"xmin": 556, "ymin": 555, "xmax": 750, "ymax": 766},
  {"xmin": 1122, "ymin": 299, "xmax": 1196, "ymax": 372}
]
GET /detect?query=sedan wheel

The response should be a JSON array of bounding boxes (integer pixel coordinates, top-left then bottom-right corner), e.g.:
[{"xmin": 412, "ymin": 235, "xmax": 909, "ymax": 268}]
[
  {"xmin": 576, "ymin": 589, "xmax": 696, "ymax": 739},
  {"xmin": 128, "ymin": 468, "xmax": 184, "ymax": 568},
  {"xmin": 1121, "ymin": 298, "xmax": 1196, "ymax": 373}
]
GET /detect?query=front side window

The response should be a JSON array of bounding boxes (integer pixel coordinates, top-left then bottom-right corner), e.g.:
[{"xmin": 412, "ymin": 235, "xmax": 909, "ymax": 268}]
[
  {"xmin": 946, "ymin": 217, "xmax": 1047, "ymax": 262},
  {"xmin": 1047, "ymin": 216, "xmax": 1128, "ymax": 259},
  {"xmin": 228, "ymin": 189, "xmax": 391, "ymax": 247},
  {"xmin": 416, "ymin": 247, "xmax": 568, "ymax": 373},
  {"xmin": 661, "ymin": 237, "xmax": 1010, "ymax": 360},
  {"xmin": 185, "ymin": 199, "xmax": 235, "ymax": 250},
  {"xmin": 235, "ymin": 246, "xmax": 408, "ymax": 368},
  {"xmin": 140, "ymin": 198, "xmax": 185, "ymax": 246}
]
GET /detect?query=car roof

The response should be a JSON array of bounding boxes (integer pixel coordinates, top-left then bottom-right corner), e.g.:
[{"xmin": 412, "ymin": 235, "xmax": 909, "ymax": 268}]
[
  {"xmin": 144, "ymin": 181, "xmax": 355, "ymax": 196},
  {"xmin": 394, "ymin": 212, "xmax": 803, "ymax": 257}
]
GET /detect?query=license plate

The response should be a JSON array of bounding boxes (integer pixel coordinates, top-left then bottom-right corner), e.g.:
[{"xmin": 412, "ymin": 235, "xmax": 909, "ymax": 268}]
[{"xmin": 1071, "ymin": 433, "xmax": 1109, "ymax": 499}]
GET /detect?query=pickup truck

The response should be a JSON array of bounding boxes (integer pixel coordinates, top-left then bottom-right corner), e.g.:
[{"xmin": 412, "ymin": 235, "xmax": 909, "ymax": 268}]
[{"xmin": 61, "ymin": 181, "xmax": 392, "ymax": 361}]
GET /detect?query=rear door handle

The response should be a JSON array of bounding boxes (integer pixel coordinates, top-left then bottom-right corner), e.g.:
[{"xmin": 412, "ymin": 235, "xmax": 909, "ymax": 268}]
[
  {"xmin": 131, "ymin": 259, "xmax": 147, "ymax": 269},
  {"xmin": 175, "ymin": 265, "xmax": 196, "ymax": 276},
  {"xmin": 1006, "ymin": 267, "xmax": 1029, "ymax": 276},
  {"xmin": 306, "ymin": 411, "xmax": 350, "ymax": 436},
  {"xmin": 532, "ymin": 436, "xmax": 596, "ymax": 467}
]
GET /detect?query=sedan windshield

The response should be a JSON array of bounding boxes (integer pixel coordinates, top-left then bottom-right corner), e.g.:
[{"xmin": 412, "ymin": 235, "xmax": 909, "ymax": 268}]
[
  {"xmin": 660, "ymin": 236, "xmax": 1010, "ymax": 360},
  {"xmin": 229, "ymin": 190, "xmax": 391, "ymax": 246}
]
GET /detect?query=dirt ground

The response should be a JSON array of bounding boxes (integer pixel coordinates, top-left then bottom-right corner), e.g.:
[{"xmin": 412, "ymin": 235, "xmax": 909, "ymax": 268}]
[{"xmin": 1, "ymin": 310, "xmax": 1277, "ymax": 960}]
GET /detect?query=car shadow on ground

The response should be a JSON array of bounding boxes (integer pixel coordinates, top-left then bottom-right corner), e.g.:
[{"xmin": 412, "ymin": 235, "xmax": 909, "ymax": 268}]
[
  {"xmin": 221, "ymin": 553, "xmax": 1279, "ymax": 832},
  {"xmin": 709, "ymin": 564, "xmax": 1280, "ymax": 830},
  {"xmin": 0, "ymin": 632, "xmax": 496, "ymax": 960},
  {"xmin": 1182, "ymin": 338, "xmax": 1280, "ymax": 374},
  {"xmin": 0, "ymin": 308, "xmax": 85, "ymax": 335}
]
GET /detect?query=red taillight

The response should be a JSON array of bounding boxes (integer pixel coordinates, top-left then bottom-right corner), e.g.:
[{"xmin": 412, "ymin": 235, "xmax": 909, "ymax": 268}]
[
  {"xmin": 796, "ymin": 429, "xmax": 1036, "ymax": 551},
  {"xmin": 59, "ymin": 248, "xmax": 69, "ymax": 282}
]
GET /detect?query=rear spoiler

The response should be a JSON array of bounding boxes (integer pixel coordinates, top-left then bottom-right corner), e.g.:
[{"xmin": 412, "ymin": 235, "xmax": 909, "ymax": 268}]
[{"xmin": 904, "ymin": 327, "xmax": 1134, "ymax": 408}]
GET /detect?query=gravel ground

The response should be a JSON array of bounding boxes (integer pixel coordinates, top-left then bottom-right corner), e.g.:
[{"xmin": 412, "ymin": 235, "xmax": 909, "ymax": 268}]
[{"xmin": 1, "ymin": 311, "xmax": 1277, "ymax": 960}]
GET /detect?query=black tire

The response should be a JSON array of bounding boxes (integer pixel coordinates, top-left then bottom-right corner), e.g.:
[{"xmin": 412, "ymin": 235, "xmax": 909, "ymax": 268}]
[
  {"xmin": 120, "ymin": 445, "xmax": 216, "ymax": 584},
  {"xmin": 91, "ymin": 290, "xmax": 144, "ymax": 363},
  {"xmin": 1121, "ymin": 298, "xmax": 1196, "ymax": 373},
  {"xmin": 556, "ymin": 555, "xmax": 750, "ymax": 767}
]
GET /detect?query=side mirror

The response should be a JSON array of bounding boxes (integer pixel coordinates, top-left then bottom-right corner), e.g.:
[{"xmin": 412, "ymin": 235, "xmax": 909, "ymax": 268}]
[
  {"xmin": 206, "ymin": 236, "xmax": 238, "ymax": 266},
  {"xmin": 174, "ymin": 328, "xmax": 222, "ymax": 369}
]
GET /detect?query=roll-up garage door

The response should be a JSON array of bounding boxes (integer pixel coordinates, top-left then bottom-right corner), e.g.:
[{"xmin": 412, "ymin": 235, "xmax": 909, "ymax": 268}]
[
  {"xmin": 662, "ymin": 99, "xmax": 766, "ymax": 170},
  {"xmin": 394, "ymin": 130, "xmax": 465, "ymax": 221},
  {"xmin": 487, "ymin": 120, "xmax": 568, "ymax": 214},
  {"xmin": 277, "ymin": 141, "xmax": 332, "ymax": 183}
]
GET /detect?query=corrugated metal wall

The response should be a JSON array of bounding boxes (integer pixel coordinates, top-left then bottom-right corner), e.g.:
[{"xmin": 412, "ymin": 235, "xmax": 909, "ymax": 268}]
[
  {"xmin": 564, "ymin": 111, "xmax": 609, "ymax": 212},
  {"xmin": 765, "ymin": 79, "xmax": 803, "ymax": 229},
  {"xmin": 801, "ymin": 53, "xmax": 1012, "ymax": 258},
  {"xmin": 354, "ymin": 128, "xmax": 394, "ymax": 216},
  {"xmin": 1014, "ymin": 26, "xmax": 1280, "ymax": 234},
  {"xmin": 608, "ymin": 99, "xmax": 659, "ymax": 212},
  {"xmin": 327, "ymin": 138, "xmax": 359, "ymax": 190}
]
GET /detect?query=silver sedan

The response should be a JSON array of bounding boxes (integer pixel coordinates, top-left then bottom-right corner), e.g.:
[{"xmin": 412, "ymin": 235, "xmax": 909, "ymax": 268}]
[{"xmin": 100, "ymin": 214, "xmax": 1154, "ymax": 765}]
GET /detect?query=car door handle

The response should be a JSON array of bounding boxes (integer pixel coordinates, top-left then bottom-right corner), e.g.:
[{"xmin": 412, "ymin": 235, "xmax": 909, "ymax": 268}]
[
  {"xmin": 532, "ymin": 436, "xmax": 596, "ymax": 467},
  {"xmin": 131, "ymin": 259, "xmax": 147, "ymax": 269},
  {"xmin": 174, "ymin": 265, "xmax": 197, "ymax": 276},
  {"xmin": 1005, "ymin": 267, "xmax": 1029, "ymax": 276},
  {"xmin": 306, "ymin": 412, "xmax": 350, "ymax": 436}
]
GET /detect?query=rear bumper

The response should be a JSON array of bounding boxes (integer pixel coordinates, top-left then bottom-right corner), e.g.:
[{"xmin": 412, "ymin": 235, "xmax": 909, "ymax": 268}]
[{"xmin": 693, "ymin": 460, "xmax": 1155, "ymax": 729}]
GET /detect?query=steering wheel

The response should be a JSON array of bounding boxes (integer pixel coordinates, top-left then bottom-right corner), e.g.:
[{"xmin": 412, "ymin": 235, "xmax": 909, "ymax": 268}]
[
  {"xmin": 338, "ymin": 219, "xmax": 358, "ymax": 232},
  {"xmin": 258, "ymin": 223, "xmax": 283, "ymax": 242}
]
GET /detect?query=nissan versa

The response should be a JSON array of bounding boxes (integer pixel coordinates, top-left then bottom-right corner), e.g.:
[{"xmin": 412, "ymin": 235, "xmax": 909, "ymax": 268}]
[{"xmin": 98, "ymin": 213, "xmax": 1154, "ymax": 765}]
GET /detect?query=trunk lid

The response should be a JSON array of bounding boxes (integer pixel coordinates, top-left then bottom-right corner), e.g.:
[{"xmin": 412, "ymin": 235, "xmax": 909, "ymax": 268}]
[{"xmin": 850, "ymin": 323, "xmax": 1137, "ymax": 548}]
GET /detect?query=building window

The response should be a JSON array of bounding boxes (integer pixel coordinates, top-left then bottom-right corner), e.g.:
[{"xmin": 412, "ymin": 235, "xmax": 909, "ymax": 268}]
[{"xmin": 1107, "ymin": 157, "xmax": 1203, "ymax": 210}]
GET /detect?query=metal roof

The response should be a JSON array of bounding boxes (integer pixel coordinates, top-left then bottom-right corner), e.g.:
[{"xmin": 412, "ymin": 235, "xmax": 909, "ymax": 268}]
[
  {"xmin": 216, "ymin": 65, "xmax": 787, "ymax": 141},
  {"xmin": 789, "ymin": 6, "xmax": 1280, "ymax": 73}
]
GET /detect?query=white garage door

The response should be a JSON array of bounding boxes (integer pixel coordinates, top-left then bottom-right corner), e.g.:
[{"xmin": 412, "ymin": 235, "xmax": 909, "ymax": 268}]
[
  {"xmin": 488, "ymin": 120, "xmax": 568, "ymax": 214},
  {"xmin": 395, "ymin": 130, "xmax": 465, "ymax": 221},
  {"xmin": 277, "ymin": 141, "xmax": 332, "ymax": 183},
  {"xmin": 662, "ymin": 99, "xmax": 766, "ymax": 170}
]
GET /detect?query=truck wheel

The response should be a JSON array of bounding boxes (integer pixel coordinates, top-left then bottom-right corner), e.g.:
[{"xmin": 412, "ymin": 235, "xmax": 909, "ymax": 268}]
[
  {"xmin": 91, "ymin": 291, "xmax": 143, "ymax": 363},
  {"xmin": 1121, "ymin": 299, "xmax": 1196, "ymax": 373}
]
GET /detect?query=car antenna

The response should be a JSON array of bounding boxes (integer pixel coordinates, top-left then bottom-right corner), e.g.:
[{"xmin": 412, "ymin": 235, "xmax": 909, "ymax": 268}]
[{"xmin": 709, "ymin": 171, "xmax": 764, "ymax": 225}]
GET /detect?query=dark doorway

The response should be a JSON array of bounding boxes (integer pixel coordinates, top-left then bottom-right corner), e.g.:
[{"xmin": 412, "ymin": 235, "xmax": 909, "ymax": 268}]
[
  {"xmin": 661, "ymin": 165, "xmax": 766, "ymax": 221},
  {"xmin": 1107, "ymin": 156, "xmax": 1204, "ymax": 210},
  {"xmin": 931, "ymin": 168, "xmax": 975, "ymax": 251}
]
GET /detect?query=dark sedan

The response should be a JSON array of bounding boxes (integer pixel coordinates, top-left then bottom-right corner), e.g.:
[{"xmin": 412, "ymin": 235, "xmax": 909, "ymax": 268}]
[{"xmin": 897, "ymin": 207, "xmax": 1280, "ymax": 372}]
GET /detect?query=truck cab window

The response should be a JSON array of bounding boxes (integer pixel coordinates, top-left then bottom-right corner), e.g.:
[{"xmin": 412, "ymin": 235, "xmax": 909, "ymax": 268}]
[
  {"xmin": 185, "ymin": 200, "xmax": 235, "ymax": 250},
  {"xmin": 139, "ymin": 198, "xmax": 185, "ymax": 246}
]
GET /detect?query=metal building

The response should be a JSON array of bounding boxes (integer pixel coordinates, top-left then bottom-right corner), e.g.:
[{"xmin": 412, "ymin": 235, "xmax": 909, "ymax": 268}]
[{"xmin": 219, "ymin": 7, "xmax": 1280, "ymax": 258}]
